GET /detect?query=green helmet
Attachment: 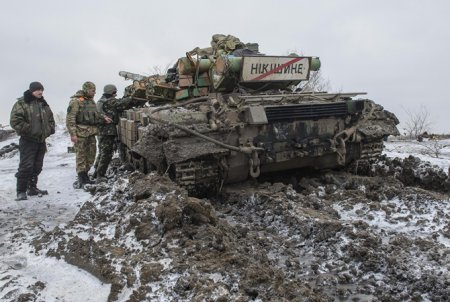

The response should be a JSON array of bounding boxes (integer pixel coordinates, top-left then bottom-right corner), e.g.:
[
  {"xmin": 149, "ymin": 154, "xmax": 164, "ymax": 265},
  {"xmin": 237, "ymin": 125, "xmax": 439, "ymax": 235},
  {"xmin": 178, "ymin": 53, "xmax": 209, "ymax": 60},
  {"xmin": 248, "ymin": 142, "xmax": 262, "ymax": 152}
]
[
  {"xmin": 104, "ymin": 84, "xmax": 117, "ymax": 95},
  {"xmin": 82, "ymin": 81, "xmax": 96, "ymax": 92}
]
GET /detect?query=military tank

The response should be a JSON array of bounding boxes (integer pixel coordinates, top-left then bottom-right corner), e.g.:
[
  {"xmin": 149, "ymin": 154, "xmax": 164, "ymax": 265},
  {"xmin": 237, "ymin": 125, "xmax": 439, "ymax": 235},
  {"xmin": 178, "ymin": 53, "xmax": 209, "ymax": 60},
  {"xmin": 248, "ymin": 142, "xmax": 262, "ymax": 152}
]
[{"xmin": 117, "ymin": 34, "xmax": 399, "ymax": 196}]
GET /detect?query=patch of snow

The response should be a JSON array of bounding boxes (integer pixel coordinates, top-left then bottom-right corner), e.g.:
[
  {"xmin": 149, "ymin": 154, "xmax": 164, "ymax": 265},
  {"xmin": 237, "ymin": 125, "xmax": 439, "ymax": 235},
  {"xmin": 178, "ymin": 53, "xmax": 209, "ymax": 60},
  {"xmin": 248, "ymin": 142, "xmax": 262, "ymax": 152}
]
[{"xmin": 0, "ymin": 126, "xmax": 111, "ymax": 301}]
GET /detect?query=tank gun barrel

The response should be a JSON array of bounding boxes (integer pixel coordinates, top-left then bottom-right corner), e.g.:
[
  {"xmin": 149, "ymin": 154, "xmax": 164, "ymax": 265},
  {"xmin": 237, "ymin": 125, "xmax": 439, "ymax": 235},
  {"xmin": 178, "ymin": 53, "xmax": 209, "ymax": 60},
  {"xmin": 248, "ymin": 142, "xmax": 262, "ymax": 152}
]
[{"xmin": 119, "ymin": 71, "xmax": 147, "ymax": 81}]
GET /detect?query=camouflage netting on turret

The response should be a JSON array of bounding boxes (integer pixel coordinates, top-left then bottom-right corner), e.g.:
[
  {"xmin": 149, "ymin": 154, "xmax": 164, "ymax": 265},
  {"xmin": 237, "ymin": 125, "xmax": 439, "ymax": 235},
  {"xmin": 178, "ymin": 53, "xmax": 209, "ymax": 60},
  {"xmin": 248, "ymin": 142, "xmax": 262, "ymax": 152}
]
[
  {"xmin": 188, "ymin": 34, "xmax": 257, "ymax": 58},
  {"xmin": 210, "ymin": 34, "xmax": 246, "ymax": 56}
]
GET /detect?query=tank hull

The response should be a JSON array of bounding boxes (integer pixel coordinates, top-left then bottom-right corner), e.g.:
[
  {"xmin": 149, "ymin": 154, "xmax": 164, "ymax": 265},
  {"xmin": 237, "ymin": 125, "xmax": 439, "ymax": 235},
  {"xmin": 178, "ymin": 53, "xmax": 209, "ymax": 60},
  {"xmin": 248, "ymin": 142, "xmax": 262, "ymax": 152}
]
[{"xmin": 118, "ymin": 92, "xmax": 399, "ymax": 196}]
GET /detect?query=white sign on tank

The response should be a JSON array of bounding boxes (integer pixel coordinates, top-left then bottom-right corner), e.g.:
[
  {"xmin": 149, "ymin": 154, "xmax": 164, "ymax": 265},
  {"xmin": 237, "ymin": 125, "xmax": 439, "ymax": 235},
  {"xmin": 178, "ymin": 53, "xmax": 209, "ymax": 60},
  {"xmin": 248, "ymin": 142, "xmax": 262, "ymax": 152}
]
[{"xmin": 240, "ymin": 56, "xmax": 310, "ymax": 82}]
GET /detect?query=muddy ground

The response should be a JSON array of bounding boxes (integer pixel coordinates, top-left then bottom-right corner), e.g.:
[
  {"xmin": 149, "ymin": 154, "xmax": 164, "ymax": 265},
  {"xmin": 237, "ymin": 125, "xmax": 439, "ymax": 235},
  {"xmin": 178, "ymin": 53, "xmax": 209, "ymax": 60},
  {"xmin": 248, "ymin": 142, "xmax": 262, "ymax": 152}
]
[{"xmin": 25, "ymin": 156, "xmax": 450, "ymax": 301}]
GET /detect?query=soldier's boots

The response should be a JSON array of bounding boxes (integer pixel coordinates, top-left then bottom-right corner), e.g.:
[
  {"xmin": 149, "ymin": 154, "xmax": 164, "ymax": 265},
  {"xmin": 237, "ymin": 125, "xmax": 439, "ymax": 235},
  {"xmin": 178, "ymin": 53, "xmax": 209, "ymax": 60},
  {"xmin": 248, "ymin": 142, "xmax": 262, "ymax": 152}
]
[
  {"xmin": 75, "ymin": 172, "xmax": 94, "ymax": 189},
  {"xmin": 15, "ymin": 192, "xmax": 27, "ymax": 201},
  {"xmin": 83, "ymin": 172, "xmax": 95, "ymax": 185},
  {"xmin": 73, "ymin": 178, "xmax": 82, "ymax": 189},
  {"xmin": 27, "ymin": 186, "xmax": 49, "ymax": 196},
  {"xmin": 27, "ymin": 176, "xmax": 48, "ymax": 196}
]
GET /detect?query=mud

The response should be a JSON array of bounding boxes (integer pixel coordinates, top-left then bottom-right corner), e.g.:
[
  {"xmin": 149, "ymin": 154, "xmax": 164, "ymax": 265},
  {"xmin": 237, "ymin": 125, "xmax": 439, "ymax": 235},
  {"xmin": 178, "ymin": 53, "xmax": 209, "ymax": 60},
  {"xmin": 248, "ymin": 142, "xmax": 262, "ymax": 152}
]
[{"xmin": 32, "ymin": 157, "xmax": 450, "ymax": 301}]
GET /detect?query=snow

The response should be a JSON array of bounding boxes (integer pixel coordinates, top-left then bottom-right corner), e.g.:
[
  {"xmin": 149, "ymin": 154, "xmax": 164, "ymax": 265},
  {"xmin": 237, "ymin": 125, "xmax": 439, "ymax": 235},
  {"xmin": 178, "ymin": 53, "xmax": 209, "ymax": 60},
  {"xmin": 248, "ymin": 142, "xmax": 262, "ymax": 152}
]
[
  {"xmin": 334, "ymin": 197, "xmax": 450, "ymax": 247},
  {"xmin": 384, "ymin": 137, "xmax": 450, "ymax": 171},
  {"xmin": 1, "ymin": 128, "xmax": 449, "ymax": 301},
  {"xmin": 0, "ymin": 125, "xmax": 110, "ymax": 301},
  {"xmin": 1, "ymin": 254, "xmax": 109, "ymax": 302}
]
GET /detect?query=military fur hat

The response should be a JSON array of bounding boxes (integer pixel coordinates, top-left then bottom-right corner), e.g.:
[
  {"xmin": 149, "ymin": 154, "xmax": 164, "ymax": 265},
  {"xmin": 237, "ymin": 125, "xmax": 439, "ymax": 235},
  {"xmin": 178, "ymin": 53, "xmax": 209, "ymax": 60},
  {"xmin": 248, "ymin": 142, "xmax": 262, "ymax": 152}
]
[
  {"xmin": 29, "ymin": 81, "xmax": 44, "ymax": 92},
  {"xmin": 104, "ymin": 84, "xmax": 117, "ymax": 94},
  {"xmin": 82, "ymin": 81, "xmax": 96, "ymax": 92}
]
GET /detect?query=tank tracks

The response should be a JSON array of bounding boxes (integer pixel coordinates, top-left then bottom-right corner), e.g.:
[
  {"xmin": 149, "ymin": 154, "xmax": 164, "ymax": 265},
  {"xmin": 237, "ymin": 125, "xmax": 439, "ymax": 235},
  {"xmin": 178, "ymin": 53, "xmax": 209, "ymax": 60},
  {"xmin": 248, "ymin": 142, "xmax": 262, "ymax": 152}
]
[
  {"xmin": 171, "ymin": 140, "xmax": 386, "ymax": 195},
  {"xmin": 347, "ymin": 138, "xmax": 385, "ymax": 175},
  {"xmin": 172, "ymin": 157, "xmax": 221, "ymax": 196},
  {"xmin": 359, "ymin": 140, "xmax": 384, "ymax": 160}
]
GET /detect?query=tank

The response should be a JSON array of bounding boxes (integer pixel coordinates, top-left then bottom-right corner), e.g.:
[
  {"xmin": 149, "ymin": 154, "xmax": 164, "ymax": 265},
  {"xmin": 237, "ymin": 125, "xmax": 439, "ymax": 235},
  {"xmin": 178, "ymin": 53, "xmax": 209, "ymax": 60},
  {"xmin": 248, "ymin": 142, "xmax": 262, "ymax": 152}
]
[{"xmin": 117, "ymin": 34, "xmax": 400, "ymax": 196}]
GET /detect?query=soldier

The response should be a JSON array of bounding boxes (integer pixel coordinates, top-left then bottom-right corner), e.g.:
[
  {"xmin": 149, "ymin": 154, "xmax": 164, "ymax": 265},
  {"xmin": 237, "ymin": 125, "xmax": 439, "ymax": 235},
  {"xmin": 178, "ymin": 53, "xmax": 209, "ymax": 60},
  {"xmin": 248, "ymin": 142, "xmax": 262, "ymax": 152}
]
[
  {"xmin": 93, "ymin": 84, "xmax": 146, "ymax": 180},
  {"xmin": 10, "ymin": 81, "xmax": 55, "ymax": 201},
  {"xmin": 66, "ymin": 81, "xmax": 112, "ymax": 188}
]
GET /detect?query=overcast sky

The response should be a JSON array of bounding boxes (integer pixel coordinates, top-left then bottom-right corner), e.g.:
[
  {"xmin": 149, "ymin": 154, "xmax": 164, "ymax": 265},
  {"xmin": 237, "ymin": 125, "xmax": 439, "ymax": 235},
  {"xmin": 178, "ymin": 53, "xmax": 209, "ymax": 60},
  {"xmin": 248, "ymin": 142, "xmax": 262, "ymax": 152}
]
[{"xmin": 2, "ymin": 0, "xmax": 450, "ymax": 133}]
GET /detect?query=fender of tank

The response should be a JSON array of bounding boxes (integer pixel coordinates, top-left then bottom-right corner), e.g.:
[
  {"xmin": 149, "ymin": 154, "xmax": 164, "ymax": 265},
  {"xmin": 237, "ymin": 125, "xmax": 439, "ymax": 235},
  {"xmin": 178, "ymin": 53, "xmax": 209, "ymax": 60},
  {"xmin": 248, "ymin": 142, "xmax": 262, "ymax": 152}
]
[{"xmin": 117, "ymin": 34, "xmax": 400, "ymax": 196}]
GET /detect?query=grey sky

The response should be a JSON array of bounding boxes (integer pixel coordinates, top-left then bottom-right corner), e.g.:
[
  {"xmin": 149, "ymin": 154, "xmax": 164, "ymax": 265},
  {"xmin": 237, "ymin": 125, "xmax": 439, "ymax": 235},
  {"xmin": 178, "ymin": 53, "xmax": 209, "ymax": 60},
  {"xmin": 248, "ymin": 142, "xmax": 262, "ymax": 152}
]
[{"xmin": 2, "ymin": 0, "xmax": 450, "ymax": 133}]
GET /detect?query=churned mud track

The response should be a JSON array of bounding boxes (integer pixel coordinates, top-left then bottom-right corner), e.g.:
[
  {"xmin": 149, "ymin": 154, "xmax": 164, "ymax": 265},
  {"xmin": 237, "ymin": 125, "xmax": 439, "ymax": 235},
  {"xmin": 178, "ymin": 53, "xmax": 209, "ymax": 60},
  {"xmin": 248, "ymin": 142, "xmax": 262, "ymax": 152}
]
[{"xmin": 32, "ymin": 156, "xmax": 450, "ymax": 301}]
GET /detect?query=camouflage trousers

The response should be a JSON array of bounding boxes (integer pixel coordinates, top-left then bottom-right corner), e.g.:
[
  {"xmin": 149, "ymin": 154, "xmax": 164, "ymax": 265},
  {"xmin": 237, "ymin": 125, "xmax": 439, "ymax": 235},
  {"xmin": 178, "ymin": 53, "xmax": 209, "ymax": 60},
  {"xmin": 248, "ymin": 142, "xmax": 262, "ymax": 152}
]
[
  {"xmin": 75, "ymin": 135, "xmax": 96, "ymax": 173},
  {"xmin": 95, "ymin": 135, "xmax": 116, "ymax": 177}
]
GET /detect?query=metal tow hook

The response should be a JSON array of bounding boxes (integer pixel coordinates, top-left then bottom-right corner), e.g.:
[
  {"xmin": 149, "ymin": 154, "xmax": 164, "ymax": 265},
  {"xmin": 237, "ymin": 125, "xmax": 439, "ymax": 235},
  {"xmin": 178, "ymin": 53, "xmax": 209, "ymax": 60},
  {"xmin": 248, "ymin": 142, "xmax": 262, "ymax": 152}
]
[{"xmin": 249, "ymin": 150, "xmax": 261, "ymax": 178}]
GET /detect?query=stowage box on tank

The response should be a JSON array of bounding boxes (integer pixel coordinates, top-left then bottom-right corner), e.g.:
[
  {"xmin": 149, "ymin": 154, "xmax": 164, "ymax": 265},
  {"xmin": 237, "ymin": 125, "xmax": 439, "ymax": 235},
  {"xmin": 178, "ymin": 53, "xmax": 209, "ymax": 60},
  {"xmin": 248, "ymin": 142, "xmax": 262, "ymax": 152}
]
[{"xmin": 117, "ymin": 34, "xmax": 400, "ymax": 196}]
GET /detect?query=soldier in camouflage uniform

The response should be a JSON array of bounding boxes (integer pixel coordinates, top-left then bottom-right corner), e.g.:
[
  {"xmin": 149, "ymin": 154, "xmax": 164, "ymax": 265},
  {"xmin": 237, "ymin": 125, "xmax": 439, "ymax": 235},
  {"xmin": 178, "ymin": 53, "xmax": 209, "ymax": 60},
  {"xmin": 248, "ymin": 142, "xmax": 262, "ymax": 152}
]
[
  {"xmin": 10, "ymin": 82, "xmax": 55, "ymax": 201},
  {"xmin": 93, "ymin": 84, "xmax": 146, "ymax": 179},
  {"xmin": 66, "ymin": 82, "xmax": 112, "ymax": 188}
]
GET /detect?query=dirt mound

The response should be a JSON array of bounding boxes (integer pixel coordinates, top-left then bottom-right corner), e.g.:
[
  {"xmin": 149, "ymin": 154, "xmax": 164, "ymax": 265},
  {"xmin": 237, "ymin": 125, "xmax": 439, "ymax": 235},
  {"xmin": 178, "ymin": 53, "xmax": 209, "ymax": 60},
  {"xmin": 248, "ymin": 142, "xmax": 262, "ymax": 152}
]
[
  {"xmin": 346, "ymin": 155, "xmax": 450, "ymax": 192},
  {"xmin": 34, "ymin": 172, "xmax": 329, "ymax": 301},
  {"xmin": 33, "ymin": 157, "xmax": 450, "ymax": 301}
]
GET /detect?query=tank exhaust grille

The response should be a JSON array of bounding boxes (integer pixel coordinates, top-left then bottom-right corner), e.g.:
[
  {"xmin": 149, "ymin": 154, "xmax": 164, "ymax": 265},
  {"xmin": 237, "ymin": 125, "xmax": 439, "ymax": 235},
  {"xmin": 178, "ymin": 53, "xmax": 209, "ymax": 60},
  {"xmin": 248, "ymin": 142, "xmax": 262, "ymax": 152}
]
[{"xmin": 264, "ymin": 102, "xmax": 348, "ymax": 122}]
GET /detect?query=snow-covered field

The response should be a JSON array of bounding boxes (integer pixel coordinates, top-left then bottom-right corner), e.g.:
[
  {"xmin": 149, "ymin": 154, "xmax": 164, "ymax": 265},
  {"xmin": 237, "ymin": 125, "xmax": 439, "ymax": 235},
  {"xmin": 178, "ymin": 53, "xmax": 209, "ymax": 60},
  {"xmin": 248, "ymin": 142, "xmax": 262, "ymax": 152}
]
[
  {"xmin": 384, "ymin": 137, "xmax": 450, "ymax": 171},
  {"xmin": 0, "ymin": 126, "xmax": 110, "ymax": 301},
  {"xmin": 0, "ymin": 128, "xmax": 449, "ymax": 301}
]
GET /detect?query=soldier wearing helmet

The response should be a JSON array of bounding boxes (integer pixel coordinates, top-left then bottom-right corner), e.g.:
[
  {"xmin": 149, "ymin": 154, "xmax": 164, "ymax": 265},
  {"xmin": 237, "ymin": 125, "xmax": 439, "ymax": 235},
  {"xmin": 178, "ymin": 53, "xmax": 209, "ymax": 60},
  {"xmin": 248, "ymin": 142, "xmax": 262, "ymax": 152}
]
[
  {"xmin": 66, "ymin": 81, "xmax": 112, "ymax": 188},
  {"xmin": 92, "ymin": 84, "xmax": 146, "ymax": 180}
]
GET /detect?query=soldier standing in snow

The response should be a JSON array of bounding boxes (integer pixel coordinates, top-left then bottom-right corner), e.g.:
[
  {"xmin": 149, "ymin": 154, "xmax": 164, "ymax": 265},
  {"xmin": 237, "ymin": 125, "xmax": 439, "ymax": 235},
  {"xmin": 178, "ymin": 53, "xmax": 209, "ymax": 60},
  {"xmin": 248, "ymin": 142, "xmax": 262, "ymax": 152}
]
[
  {"xmin": 66, "ymin": 81, "xmax": 112, "ymax": 188},
  {"xmin": 93, "ymin": 84, "xmax": 146, "ymax": 180},
  {"xmin": 10, "ymin": 81, "xmax": 55, "ymax": 201}
]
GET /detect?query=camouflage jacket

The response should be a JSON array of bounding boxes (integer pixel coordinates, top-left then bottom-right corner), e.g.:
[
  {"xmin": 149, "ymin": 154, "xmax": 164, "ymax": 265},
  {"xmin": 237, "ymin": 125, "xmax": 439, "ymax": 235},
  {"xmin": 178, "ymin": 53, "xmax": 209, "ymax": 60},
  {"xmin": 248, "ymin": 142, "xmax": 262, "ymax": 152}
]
[
  {"xmin": 97, "ymin": 94, "xmax": 143, "ymax": 136},
  {"xmin": 10, "ymin": 90, "xmax": 55, "ymax": 143},
  {"xmin": 66, "ymin": 90, "xmax": 104, "ymax": 138}
]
